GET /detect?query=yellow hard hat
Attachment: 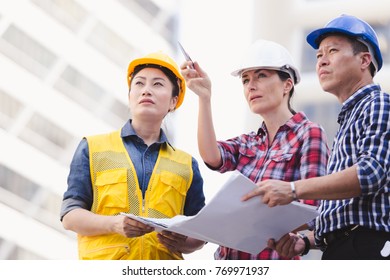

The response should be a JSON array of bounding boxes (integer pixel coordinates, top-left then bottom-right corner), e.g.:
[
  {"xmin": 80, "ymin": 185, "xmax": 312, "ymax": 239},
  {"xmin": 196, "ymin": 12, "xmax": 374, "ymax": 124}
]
[{"xmin": 127, "ymin": 51, "xmax": 186, "ymax": 109}]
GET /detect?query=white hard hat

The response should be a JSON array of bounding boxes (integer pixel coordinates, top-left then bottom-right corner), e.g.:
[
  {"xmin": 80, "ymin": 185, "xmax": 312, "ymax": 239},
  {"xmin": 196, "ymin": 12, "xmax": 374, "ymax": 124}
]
[{"xmin": 231, "ymin": 39, "xmax": 301, "ymax": 84}]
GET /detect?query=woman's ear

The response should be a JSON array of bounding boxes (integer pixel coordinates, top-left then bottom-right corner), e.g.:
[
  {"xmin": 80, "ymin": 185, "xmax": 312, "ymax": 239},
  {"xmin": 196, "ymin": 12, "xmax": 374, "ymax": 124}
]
[
  {"xmin": 284, "ymin": 79, "xmax": 293, "ymax": 95},
  {"xmin": 169, "ymin": 96, "xmax": 178, "ymax": 112}
]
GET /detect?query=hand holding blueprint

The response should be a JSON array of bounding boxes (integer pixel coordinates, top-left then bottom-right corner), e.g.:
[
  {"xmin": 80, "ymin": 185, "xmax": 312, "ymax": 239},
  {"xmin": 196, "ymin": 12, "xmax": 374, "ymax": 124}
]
[{"xmin": 123, "ymin": 171, "xmax": 318, "ymax": 255}]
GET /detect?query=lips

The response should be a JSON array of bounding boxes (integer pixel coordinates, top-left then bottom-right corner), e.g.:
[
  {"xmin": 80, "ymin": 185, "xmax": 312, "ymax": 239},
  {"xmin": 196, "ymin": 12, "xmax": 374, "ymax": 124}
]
[
  {"xmin": 139, "ymin": 98, "xmax": 154, "ymax": 104},
  {"xmin": 250, "ymin": 95, "xmax": 262, "ymax": 102},
  {"xmin": 318, "ymin": 69, "xmax": 330, "ymax": 78}
]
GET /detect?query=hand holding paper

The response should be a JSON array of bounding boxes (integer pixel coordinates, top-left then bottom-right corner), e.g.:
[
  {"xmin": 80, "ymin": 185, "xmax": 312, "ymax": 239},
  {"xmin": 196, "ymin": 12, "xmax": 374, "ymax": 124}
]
[{"xmin": 123, "ymin": 171, "xmax": 318, "ymax": 254}]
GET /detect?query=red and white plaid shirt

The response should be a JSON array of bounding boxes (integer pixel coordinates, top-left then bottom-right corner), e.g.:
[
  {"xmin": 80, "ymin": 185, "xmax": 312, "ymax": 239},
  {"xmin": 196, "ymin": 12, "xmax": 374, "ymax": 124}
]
[{"xmin": 213, "ymin": 112, "xmax": 329, "ymax": 260}]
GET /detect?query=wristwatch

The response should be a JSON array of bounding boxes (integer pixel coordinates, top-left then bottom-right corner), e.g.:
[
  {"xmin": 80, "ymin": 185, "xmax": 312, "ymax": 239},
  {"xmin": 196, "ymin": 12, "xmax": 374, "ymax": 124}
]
[{"xmin": 298, "ymin": 232, "xmax": 310, "ymax": 256}]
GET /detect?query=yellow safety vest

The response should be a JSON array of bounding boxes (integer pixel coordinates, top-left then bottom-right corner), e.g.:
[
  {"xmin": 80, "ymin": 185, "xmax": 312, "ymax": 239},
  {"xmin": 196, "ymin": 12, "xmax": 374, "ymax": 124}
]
[{"xmin": 77, "ymin": 130, "xmax": 193, "ymax": 260}]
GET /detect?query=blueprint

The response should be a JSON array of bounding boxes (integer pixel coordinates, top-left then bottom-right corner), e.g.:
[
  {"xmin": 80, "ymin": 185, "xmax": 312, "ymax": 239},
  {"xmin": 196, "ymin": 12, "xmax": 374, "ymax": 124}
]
[{"xmin": 123, "ymin": 170, "xmax": 318, "ymax": 254}]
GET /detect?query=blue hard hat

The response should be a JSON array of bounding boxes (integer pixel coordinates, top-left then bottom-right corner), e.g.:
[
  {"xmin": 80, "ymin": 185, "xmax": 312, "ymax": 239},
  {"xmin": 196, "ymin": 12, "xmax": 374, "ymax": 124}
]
[{"xmin": 306, "ymin": 14, "xmax": 383, "ymax": 72}]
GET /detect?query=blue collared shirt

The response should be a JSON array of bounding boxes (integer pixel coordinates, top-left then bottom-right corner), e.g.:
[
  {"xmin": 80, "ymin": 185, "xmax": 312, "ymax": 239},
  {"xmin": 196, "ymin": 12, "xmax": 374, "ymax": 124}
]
[
  {"xmin": 316, "ymin": 84, "xmax": 390, "ymax": 245},
  {"xmin": 61, "ymin": 120, "xmax": 205, "ymax": 219}
]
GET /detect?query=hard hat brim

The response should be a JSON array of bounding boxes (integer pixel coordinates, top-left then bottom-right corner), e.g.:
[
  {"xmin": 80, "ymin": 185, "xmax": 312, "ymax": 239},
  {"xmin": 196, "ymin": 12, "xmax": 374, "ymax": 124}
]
[
  {"xmin": 231, "ymin": 66, "xmax": 301, "ymax": 85},
  {"xmin": 307, "ymin": 27, "xmax": 358, "ymax": 49}
]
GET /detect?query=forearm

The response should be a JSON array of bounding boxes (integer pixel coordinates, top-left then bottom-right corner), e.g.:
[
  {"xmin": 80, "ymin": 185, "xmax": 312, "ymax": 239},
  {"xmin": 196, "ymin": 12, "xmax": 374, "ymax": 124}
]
[
  {"xmin": 197, "ymin": 96, "xmax": 222, "ymax": 168},
  {"xmin": 296, "ymin": 165, "xmax": 361, "ymax": 200},
  {"xmin": 62, "ymin": 208, "xmax": 115, "ymax": 236},
  {"xmin": 181, "ymin": 238, "xmax": 205, "ymax": 254}
]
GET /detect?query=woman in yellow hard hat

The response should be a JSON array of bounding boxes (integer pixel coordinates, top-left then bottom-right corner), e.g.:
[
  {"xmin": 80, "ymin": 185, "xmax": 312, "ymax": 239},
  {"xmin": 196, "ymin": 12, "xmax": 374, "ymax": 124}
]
[
  {"xmin": 181, "ymin": 39, "xmax": 329, "ymax": 260},
  {"xmin": 60, "ymin": 51, "xmax": 206, "ymax": 260}
]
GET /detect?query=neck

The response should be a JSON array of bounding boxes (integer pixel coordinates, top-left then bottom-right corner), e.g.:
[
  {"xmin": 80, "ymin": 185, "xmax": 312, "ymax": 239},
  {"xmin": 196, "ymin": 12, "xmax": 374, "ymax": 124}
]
[
  {"xmin": 334, "ymin": 76, "xmax": 374, "ymax": 103},
  {"xmin": 262, "ymin": 109, "xmax": 294, "ymax": 143},
  {"xmin": 131, "ymin": 119, "xmax": 162, "ymax": 146}
]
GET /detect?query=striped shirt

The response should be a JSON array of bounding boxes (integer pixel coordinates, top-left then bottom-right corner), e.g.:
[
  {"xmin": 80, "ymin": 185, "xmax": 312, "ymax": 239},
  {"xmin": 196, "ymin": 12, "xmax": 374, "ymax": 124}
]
[
  {"xmin": 316, "ymin": 84, "xmax": 390, "ymax": 247},
  {"xmin": 212, "ymin": 112, "xmax": 329, "ymax": 260}
]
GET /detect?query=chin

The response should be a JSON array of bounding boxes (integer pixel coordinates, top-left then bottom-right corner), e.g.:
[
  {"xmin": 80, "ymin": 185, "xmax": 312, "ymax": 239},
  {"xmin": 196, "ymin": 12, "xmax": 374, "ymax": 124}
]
[
  {"xmin": 249, "ymin": 105, "xmax": 266, "ymax": 115},
  {"xmin": 319, "ymin": 81, "xmax": 333, "ymax": 93}
]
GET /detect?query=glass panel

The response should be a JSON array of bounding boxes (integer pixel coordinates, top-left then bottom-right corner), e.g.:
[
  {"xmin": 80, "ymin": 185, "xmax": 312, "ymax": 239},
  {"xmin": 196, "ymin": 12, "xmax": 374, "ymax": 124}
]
[
  {"xmin": 372, "ymin": 23, "xmax": 390, "ymax": 66},
  {"xmin": 24, "ymin": 113, "xmax": 73, "ymax": 149},
  {"xmin": 0, "ymin": 25, "xmax": 58, "ymax": 78},
  {"xmin": 133, "ymin": 0, "xmax": 160, "ymax": 17},
  {"xmin": 8, "ymin": 246, "xmax": 43, "ymax": 260},
  {"xmin": 54, "ymin": 65, "xmax": 106, "ymax": 111},
  {"xmin": 118, "ymin": 0, "xmax": 160, "ymax": 21},
  {"xmin": 110, "ymin": 98, "xmax": 129, "ymax": 121},
  {"xmin": 86, "ymin": 21, "xmax": 135, "ymax": 68},
  {"xmin": 300, "ymin": 28, "xmax": 318, "ymax": 73},
  {"xmin": 0, "ymin": 164, "xmax": 39, "ymax": 200},
  {"xmin": 31, "ymin": 0, "xmax": 87, "ymax": 32},
  {"xmin": 116, "ymin": 0, "xmax": 175, "ymax": 48},
  {"xmin": 0, "ymin": 89, "xmax": 23, "ymax": 129}
]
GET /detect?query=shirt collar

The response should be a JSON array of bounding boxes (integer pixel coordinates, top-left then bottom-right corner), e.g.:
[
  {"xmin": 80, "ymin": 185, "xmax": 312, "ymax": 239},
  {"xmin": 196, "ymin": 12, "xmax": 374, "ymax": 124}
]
[
  {"xmin": 120, "ymin": 120, "xmax": 173, "ymax": 148},
  {"xmin": 257, "ymin": 112, "xmax": 309, "ymax": 136},
  {"xmin": 338, "ymin": 83, "xmax": 381, "ymax": 124}
]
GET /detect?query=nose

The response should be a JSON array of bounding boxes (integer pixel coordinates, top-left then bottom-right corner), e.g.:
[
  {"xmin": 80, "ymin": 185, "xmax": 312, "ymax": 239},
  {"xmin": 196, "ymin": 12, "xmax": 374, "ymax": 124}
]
[
  {"xmin": 245, "ymin": 78, "xmax": 257, "ymax": 90},
  {"xmin": 317, "ymin": 54, "xmax": 329, "ymax": 67},
  {"xmin": 247, "ymin": 82, "xmax": 256, "ymax": 93},
  {"xmin": 142, "ymin": 86, "xmax": 152, "ymax": 96}
]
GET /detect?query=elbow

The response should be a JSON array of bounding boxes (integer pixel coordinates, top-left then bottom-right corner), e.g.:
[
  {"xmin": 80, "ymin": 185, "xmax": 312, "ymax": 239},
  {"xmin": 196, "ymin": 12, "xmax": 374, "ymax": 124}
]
[
  {"xmin": 203, "ymin": 157, "xmax": 222, "ymax": 170},
  {"xmin": 61, "ymin": 210, "xmax": 80, "ymax": 231},
  {"xmin": 61, "ymin": 213, "xmax": 72, "ymax": 230},
  {"xmin": 200, "ymin": 150, "xmax": 222, "ymax": 169}
]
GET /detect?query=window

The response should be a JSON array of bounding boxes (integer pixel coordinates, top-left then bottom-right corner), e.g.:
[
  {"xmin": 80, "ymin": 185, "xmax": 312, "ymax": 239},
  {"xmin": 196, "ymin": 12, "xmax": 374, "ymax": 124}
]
[
  {"xmin": 31, "ymin": 0, "xmax": 87, "ymax": 32},
  {"xmin": 0, "ymin": 25, "xmax": 58, "ymax": 79},
  {"xmin": 371, "ymin": 23, "xmax": 390, "ymax": 66},
  {"xmin": 110, "ymin": 98, "xmax": 130, "ymax": 121},
  {"xmin": 86, "ymin": 21, "xmax": 135, "ymax": 69},
  {"xmin": 0, "ymin": 89, "xmax": 23, "ymax": 130},
  {"xmin": 54, "ymin": 65, "xmax": 106, "ymax": 111},
  {"xmin": 18, "ymin": 112, "xmax": 74, "ymax": 162},
  {"xmin": 0, "ymin": 165, "xmax": 40, "ymax": 201},
  {"xmin": 116, "ymin": 0, "xmax": 176, "ymax": 48}
]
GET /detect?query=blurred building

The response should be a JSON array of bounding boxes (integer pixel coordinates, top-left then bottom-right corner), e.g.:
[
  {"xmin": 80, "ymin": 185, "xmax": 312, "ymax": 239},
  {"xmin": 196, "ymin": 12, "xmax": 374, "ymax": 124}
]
[
  {"xmin": 0, "ymin": 0, "xmax": 389, "ymax": 260},
  {"xmin": 0, "ymin": 0, "xmax": 181, "ymax": 259}
]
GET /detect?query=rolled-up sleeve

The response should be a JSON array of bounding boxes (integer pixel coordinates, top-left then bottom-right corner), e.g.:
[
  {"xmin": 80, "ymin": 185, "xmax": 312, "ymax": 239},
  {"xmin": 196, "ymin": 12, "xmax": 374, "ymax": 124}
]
[
  {"xmin": 183, "ymin": 158, "xmax": 205, "ymax": 216},
  {"xmin": 60, "ymin": 139, "xmax": 93, "ymax": 220}
]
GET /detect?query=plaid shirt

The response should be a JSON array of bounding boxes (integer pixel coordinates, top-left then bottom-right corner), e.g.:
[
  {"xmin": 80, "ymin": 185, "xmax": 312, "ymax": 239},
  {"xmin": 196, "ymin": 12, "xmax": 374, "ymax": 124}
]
[
  {"xmin": 315, "ymin": 84, "xmax": 390, "ymax": 247},
  {"xmin": 213, "ymin": 112, "xmax": 329, "ymax": 260}
]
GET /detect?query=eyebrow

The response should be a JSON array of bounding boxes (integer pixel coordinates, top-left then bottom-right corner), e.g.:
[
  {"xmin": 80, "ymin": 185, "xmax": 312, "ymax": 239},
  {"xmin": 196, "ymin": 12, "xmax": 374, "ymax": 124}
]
[
  {"xmin": 242, "ymin": 69, "xmax": 266, "ymax": 79},
  {"xmin": 133, "ymin": 76, "xmax": 167, "ymax": 82}
]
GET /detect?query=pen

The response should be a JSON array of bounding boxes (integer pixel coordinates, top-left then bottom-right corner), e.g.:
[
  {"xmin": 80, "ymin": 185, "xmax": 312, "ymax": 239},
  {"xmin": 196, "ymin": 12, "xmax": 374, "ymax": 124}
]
[{"xmin": 178, "ymin": 41, "xmax": 195, "ymax": 69}]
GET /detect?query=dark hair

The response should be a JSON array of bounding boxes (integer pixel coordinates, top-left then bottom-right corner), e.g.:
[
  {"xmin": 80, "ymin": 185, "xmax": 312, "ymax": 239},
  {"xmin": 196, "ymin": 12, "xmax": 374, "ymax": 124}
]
[
  {"xmin": 349, "ymin": 38, "xmax": 376, "ymax": 77},
  {"xmin": 131, "ymin": 64, "xmax": 180, "ymax": 98},
  {"xmin": 277, "ymin": 71, "xmax": 296, "ymax": 115}
]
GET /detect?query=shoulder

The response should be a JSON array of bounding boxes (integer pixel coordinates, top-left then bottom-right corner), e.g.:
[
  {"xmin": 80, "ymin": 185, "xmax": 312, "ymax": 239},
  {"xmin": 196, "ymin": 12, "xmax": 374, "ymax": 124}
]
[
  {"xmin": 291, "ymin": 113, "xmax": 328, "ymax": 145},
  {"xmin": 359, "ymin": 90, "xmax": 390, "ymax": 116},
  {"xmin": 165, "ymin": 144, "xmax": 195, "ymax": 162},
  {"xmin": 85, "ymin": 130, "xmax": 119, "ymax": 142},
  {"xmin": 294, "ymin": 112, "xmax": 326, "ymax": 134},
  {"xmin": 371, "ymin": 90, "xmax": 390, "ymax": 103}
]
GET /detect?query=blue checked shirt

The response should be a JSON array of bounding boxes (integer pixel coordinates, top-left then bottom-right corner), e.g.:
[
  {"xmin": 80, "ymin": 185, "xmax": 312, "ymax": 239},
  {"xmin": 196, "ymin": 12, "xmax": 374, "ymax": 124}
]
[{"xmin": 315, "ymin": 84, "xmax": 390, "ymax": 246}]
